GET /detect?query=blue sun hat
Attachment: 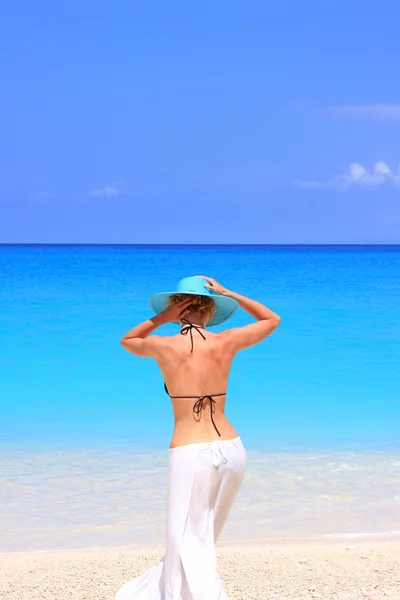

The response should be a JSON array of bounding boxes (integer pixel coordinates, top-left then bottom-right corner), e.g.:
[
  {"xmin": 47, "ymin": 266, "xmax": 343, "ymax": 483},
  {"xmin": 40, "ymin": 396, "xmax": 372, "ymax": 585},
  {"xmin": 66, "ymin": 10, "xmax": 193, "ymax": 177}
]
[{"xmin": 149, "ymin": 276, "xmax": 239, "ymax": 327}]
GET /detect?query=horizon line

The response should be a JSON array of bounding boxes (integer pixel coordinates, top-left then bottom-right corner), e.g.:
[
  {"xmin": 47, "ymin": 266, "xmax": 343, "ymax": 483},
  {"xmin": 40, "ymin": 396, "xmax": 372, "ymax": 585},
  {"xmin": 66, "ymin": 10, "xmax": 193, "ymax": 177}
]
[{"xmin": 1, "ymin": 243, "xmax": 400, "ymax": 247}]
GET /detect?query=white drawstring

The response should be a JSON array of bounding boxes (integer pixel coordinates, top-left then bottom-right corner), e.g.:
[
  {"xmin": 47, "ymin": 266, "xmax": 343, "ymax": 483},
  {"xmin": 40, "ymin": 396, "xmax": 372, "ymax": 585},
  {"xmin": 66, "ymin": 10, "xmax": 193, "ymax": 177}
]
[{"xmin": 211, "ymin": 442, "xmax": 228, "ymax": 468}]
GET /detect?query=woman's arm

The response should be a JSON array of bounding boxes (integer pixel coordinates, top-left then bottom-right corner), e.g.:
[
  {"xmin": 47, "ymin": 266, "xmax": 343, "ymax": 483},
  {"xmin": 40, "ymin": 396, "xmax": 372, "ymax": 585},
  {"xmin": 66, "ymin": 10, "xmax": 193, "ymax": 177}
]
[
  {"xmin": 197, "ymin": 276, "xmax": 281, "ymax": 352},
  {"xmin": 120, "ymin": 297, "xmax": 192, "ymax": 357},
  {"xmin": 120, "ymin": 313, "xmax": 167, "ymax": 357}
]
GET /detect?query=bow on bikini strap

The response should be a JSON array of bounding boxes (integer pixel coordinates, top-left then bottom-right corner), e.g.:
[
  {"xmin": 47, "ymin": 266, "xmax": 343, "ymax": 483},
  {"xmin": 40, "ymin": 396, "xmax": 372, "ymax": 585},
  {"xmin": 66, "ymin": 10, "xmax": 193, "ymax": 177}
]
[
  {"xmin": 192, "ymin": 396, "xmax": 221, "ymax": 437},
  {"xmin": 180, "ymin": 318, "xmax": 206, "ymax": 353},
  {"xmin": 192, "ymin": 395, "xmax": 216, "ymax": 415}
]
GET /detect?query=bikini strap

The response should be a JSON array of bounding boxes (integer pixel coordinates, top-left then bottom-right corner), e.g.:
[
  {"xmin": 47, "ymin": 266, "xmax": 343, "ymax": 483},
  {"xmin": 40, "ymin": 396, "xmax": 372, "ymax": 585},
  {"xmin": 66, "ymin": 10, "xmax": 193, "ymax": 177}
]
[
  {"xmin": 164, "ymin": 388, "xmax": 226, "ymax": 399},
  {"xmin": 163, "ymin": 387, "xmax": 226, "ymax": 437},
  {"xmin": 180, "ymin": 318, "xmax": 206, "ymax": 353}
]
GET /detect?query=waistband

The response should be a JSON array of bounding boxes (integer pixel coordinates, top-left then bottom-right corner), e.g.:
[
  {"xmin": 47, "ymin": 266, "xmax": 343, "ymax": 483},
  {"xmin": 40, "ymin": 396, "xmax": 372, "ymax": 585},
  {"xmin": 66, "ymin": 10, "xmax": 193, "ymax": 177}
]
[
  {"xmin": 169, "ymin": 436, "xmax": 243, "ymax": 467},
  {"xmin": 169, "ymin": 436, "xmax": 242, "ymax": 453}
]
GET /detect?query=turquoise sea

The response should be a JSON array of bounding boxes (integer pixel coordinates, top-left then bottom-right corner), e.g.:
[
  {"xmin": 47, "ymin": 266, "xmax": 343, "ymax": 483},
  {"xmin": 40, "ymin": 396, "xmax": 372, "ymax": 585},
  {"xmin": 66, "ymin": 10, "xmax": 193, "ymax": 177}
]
[{"xmin": 1, "ymin": 245, "xmax": 400, "ymax": 551}]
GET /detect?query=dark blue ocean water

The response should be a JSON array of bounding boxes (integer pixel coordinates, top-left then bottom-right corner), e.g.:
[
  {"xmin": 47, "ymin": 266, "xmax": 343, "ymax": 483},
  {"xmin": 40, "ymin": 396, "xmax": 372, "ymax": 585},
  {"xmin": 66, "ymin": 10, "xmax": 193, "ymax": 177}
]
[{"xmin": 1, "ymin": 245, "xmax": 399, "ymax": 452}]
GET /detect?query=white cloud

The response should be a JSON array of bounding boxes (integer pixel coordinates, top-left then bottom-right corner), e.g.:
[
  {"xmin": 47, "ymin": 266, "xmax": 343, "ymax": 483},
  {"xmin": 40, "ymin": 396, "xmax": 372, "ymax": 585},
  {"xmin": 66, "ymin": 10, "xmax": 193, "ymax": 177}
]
[
  {"xmin": 89, "ymin": 186, "xmax": 120, "ymax": 198},
  {"xmin": 329, "ymin": 104, "xmax": 400, "ymax": 121},
  {"xmin": 36, "ymin": 190, "xmax": 56, "ymax": 199},
  {"xmin": 294, "ymin": 162, "xmax": 400, "ymax": 191}
]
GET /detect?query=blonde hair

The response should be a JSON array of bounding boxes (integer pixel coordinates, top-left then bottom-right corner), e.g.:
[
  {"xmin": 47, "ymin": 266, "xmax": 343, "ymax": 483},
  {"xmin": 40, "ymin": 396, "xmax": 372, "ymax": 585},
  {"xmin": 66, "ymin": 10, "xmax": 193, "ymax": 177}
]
[{"xmin": 169, "ymin": 293, "xmax": 216, "ymax": 324}]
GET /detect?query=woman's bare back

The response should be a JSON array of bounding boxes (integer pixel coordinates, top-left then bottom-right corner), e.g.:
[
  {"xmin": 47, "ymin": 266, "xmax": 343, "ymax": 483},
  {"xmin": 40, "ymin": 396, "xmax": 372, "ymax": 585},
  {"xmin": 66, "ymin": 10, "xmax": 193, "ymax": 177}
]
[{"xmin": 155, "ymin": 328, "xmax": 239, "ymax": 448}]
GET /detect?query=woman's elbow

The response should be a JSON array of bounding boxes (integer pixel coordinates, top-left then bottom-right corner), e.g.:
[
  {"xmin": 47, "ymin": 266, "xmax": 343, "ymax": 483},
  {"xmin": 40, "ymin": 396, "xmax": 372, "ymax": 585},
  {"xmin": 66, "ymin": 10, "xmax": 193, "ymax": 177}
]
[
  {"xmin": 120, "ymin": 337, "xmax": 129, "ymax": 350},
  {"xmin": 272, "ymin": 314, "xmax": 281, "ymax": 329}
]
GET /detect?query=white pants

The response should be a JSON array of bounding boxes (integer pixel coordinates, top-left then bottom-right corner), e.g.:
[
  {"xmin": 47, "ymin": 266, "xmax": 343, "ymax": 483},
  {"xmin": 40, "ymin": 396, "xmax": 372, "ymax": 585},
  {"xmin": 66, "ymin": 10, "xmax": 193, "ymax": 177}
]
[{"xmin": 115, "ymin": 436, "xmax": 246, "ymax": 600}]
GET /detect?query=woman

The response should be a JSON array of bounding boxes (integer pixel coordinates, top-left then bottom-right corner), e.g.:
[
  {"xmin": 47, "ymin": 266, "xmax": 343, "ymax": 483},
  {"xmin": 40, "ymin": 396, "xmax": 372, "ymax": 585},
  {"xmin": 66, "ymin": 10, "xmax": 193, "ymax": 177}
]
[{"xmin": 115, "ymin": 275, "xmax": 280, "ymax": 600}]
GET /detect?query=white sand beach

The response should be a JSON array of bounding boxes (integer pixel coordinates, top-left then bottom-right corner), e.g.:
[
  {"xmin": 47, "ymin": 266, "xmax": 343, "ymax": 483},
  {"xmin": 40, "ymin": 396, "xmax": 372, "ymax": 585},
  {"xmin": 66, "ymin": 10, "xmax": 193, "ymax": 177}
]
[{"xmin": 1, "ymin": 541, "xmax": 400, "ymax": 600}]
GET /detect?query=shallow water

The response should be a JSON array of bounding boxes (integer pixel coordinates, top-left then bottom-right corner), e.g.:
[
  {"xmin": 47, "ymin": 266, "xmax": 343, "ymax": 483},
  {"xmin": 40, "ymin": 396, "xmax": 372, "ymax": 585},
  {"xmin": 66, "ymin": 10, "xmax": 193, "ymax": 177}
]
[{"xmin": 2, "ymin": 446, "xmax": 400, "ymax": 552}]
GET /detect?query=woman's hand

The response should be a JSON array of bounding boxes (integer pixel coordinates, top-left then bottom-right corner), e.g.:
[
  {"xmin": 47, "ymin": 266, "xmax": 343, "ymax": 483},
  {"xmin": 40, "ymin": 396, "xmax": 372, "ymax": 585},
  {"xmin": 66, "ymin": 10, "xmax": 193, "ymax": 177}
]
[
  {"xmin": 195, "ymin": 276, "xmax": 232, "ymax": 296},
  {"xmin": 158, "ymin": 298, "xmax": 193, "ymax": 323}
]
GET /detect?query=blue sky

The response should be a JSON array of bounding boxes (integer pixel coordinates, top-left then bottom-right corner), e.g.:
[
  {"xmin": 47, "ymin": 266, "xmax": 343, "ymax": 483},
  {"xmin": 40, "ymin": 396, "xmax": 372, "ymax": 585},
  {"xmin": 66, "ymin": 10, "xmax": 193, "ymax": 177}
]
[{"xmin": 1, "ymin": 1, "xmax": 400, "ymax": 243}]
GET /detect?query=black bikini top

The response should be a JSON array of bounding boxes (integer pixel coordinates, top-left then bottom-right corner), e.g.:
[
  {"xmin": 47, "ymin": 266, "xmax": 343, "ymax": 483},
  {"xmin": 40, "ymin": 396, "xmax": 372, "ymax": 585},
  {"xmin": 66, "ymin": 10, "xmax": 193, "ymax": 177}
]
[{"xmin": 163, "ymin": 318, "xmax": 226, "ymax": 436}]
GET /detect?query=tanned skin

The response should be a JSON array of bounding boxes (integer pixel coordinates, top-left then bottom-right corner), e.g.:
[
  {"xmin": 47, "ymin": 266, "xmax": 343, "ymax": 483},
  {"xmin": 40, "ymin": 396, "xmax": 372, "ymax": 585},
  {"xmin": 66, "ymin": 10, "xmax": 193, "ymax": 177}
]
[{"xmin": 121, "ymin": 276, "xmax": 281, "ymax": 448}]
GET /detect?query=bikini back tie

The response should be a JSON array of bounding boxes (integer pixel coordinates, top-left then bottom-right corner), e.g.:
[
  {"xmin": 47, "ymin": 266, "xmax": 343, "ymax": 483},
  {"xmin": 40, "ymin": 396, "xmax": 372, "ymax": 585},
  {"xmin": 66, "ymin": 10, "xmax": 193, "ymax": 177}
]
[{"xmin": 164, "ymin": 383, "xmax": 225, "ymax": 437}]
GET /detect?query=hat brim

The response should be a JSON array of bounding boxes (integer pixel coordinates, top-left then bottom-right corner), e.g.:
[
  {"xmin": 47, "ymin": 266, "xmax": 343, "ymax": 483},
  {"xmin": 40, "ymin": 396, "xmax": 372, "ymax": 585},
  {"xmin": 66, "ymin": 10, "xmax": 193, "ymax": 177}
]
[{"xmin": 149, "ymin": 291, "xmax": 239, "ymax": 327}]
